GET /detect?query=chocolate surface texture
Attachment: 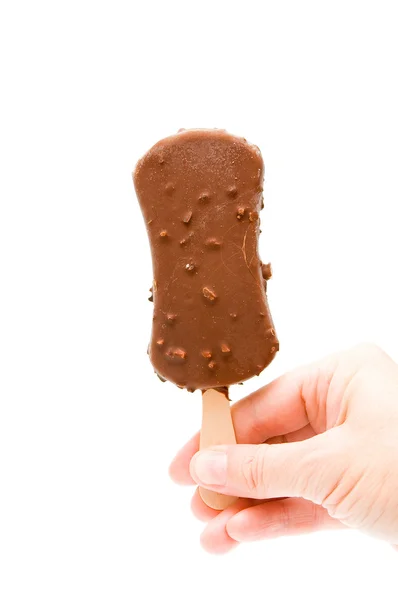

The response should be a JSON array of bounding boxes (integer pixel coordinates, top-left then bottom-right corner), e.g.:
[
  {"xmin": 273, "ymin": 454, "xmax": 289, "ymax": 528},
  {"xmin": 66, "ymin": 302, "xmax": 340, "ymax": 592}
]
[{"xmin": 134, "ymin": 129, "xmax": 278, "ymax": 391}]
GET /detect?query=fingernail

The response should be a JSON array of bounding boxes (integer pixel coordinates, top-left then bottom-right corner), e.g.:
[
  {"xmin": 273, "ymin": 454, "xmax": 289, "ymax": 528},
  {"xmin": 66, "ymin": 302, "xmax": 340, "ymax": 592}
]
[{"xmin": 192, "ymin": 450, "xmax": 227, "ymax": 485}]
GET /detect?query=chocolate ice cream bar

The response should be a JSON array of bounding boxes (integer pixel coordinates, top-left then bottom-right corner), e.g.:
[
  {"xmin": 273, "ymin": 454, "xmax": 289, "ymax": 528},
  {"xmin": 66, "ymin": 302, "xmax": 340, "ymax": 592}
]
[{"xmin": 134, "ymin": 129, "xmax": 278, "ymax": 391}]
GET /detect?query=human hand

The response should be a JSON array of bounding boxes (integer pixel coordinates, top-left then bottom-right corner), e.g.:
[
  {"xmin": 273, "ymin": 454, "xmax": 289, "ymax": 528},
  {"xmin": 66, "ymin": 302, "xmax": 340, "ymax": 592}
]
[{"xmin": 169, "ymin": 344, "xmax": 398, "ymax": 553}]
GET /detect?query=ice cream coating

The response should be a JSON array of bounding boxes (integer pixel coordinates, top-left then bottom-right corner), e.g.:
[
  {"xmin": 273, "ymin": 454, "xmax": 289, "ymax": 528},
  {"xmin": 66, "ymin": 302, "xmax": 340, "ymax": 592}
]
[{"xmin": 134, "ymin": 129, "xmax": 278, "ymax": 391}]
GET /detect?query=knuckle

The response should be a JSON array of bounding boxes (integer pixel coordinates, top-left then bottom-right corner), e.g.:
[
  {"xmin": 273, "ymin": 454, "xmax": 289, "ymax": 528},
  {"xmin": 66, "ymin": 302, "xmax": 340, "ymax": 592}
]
[
  {"xmin": 241, "ymin": 447, "xmax": 267, "ymax": 496},
  {"xmin": 311, "ymin": 503, "xmax": 324, "ymax": 530},
  {"xmin": 321, "ymin": 463, "xmax": 367, "ymax": 522},
  {"xmin": 277, "ymin": 500, "xmax": 290, "ymax": 531},
  {"xmin": 293, "ymin": 446, "xmax": 328, "ymax": 499},
  {"xmin": 330, "ymin": 461, "xmax": 395, "ymax": 533},
  {"xmin": 296, "ymin": 436, "xmax": 347, "ymax": 502},
  {"xmin": 349, "ymin": 342, "xmax": 385, "ymax": 364}
]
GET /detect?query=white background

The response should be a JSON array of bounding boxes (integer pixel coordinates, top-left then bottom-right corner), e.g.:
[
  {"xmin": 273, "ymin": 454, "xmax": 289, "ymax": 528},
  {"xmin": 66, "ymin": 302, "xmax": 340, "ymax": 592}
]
[{"xmin": 1, "ymin": 0, "xmax": 398, "ymax": 598}]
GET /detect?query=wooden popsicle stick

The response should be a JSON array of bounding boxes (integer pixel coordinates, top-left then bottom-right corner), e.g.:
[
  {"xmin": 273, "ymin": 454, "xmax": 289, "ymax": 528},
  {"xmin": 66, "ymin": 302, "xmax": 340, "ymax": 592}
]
[{"xmin": 199, "ymin": 388, "xmax": 238, "ymax": 510}]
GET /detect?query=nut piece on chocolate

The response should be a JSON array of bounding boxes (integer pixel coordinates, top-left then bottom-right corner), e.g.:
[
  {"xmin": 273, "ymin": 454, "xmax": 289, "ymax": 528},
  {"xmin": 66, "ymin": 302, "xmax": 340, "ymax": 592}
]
[{"xmin": 134, "ymin": 129, "xmax": 278, "ymax": 390}]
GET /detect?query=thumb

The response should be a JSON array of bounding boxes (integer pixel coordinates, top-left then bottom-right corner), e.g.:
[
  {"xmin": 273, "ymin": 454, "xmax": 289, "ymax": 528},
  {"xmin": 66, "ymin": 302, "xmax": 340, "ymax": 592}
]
[{"xmin": 190, "ymin": 429, "xmax": 347, "ymax": 503}]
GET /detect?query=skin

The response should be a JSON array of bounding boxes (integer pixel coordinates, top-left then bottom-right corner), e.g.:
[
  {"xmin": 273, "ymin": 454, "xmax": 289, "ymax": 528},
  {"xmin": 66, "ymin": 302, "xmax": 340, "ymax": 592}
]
[{"xmin": 169, "ymin": 344, "xmax": 398, "ymax": 554}]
